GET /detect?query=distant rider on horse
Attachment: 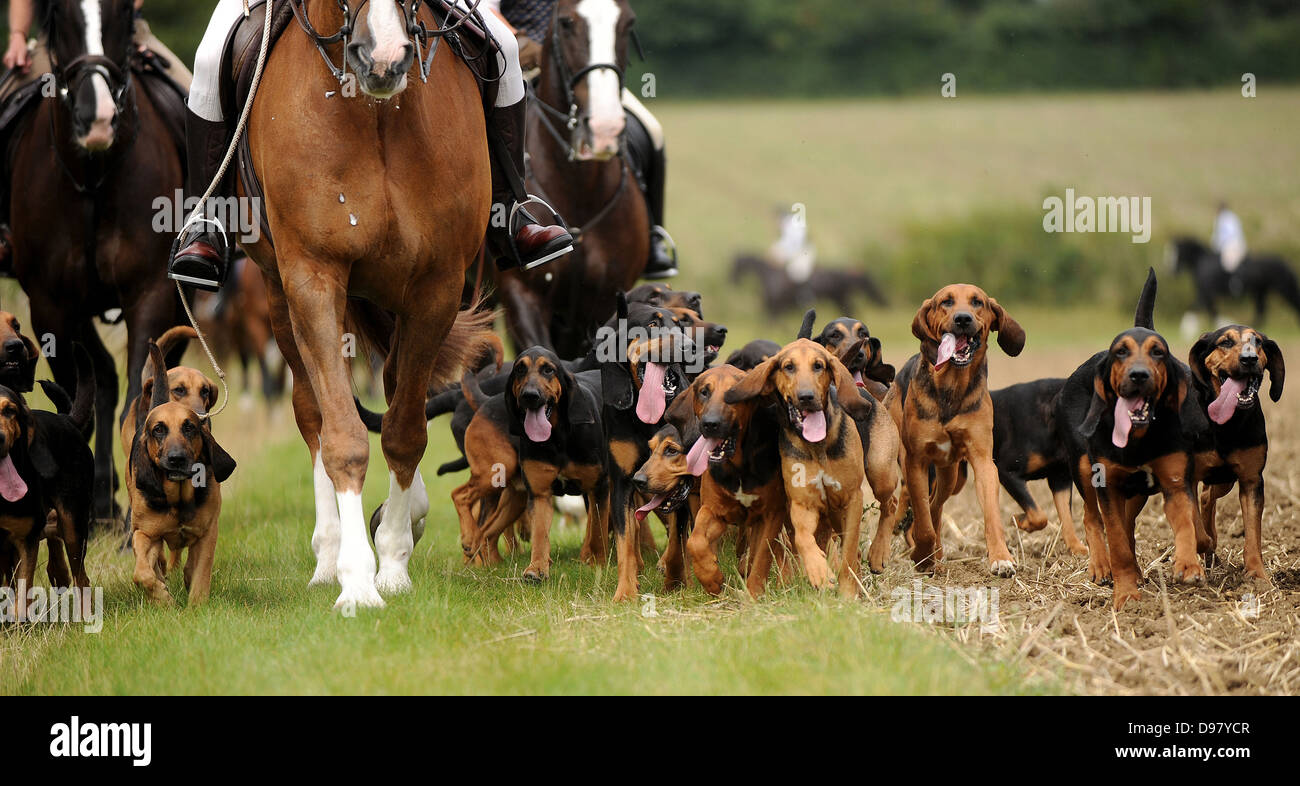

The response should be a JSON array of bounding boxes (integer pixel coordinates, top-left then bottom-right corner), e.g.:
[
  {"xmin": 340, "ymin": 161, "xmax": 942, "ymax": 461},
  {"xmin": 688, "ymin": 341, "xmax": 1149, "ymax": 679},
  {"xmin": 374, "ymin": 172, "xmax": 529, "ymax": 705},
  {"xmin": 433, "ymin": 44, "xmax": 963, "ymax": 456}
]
[
  {"xmin": 169, "ymin": 0, "xmax": 576, "ymax": 291},
  {"xmin": 485, "ymin": 0, "xmax": 677, "ymax": 279}
]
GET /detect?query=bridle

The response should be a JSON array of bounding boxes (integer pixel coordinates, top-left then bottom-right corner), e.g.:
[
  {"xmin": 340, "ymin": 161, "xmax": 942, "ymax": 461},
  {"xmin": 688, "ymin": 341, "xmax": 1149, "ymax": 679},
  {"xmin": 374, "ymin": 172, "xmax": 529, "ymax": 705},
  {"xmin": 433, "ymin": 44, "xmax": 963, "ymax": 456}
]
[
  {"xmin": 532, "ymin": 3, "xmax": 627, "ymax": 160},
  {"xmin": 290, "ymin": 0, "xmax": 492, "ymax": 86}
]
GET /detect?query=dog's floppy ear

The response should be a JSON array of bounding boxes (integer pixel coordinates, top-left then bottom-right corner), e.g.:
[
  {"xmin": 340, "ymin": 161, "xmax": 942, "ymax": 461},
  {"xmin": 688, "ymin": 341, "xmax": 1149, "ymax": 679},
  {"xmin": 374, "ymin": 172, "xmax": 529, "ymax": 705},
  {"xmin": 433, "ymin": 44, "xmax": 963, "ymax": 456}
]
[
  {"xmin": 664, "ymin": 377, "xmax": 697, "ymax": 434},
  {"xmin": 15, "ymin": 333, "xmax": 38, "ymax": 392},
  {"xmin": 830, "ymin": 354, "xmax": 873, "ymax": 420},
  {"xmin": 202, "ymin": 424, "xmax": 237, "ymax": 483},
  {"xmin": 911, "ymin": 298, "xmax": 940, "ymax": 363},
  {"xmin": 989, "ymin": 298, "xmax": 1025, "ymax": 357},
  {"xmin": 1261, "ymin": 334, "xmax": 1285, "ymax": 402},
  {"xmin": 601, "ymin": 360, "xmax": 635, "ymax": 411},
  {"xmin": 201, "ymin": 381, "xmax": 217, "ymax": 414},
  {"xmin": 797, "ymin": 309, "xmax": 816, "ymax": 341},
  {"xmin": 1159, "ymin": 353, "xmax": 1188, "ymax": 414},
  {"xmin": 1187, "ymin": 331, "xmax": 1216, "ymax": 388},
  {"xmin": 865, "ymin": 337, "xmax": 895, "ymax": 384},
  {"xmin": 148, "ymin": 342, "xmax": 169, "ymax": 409},
  {"xmin": 1079, "ymin": 354, "xmax": 1114, "ymax": 438},
  {"xmin": 561, "ymin": 366, "xmax": 596, "ymax": 426},
  {"xmin": 502, "ymin": 366, "xmax": 524, "ymax": 435},
  {"xmin": 129, "ymin": 429, "xmax": 166, "ymax": 503},
  {"xmin": 724, "ymin": 357, "xmax": 776, "ymax": 405}
]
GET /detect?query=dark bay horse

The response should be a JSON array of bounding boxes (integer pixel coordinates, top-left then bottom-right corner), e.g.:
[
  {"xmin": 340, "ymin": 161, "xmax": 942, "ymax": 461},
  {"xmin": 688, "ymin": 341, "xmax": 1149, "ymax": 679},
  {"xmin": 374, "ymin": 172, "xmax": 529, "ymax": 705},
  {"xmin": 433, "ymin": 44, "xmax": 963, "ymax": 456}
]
[
  {"xmin": 494, "ymin": 0, "xmax": 649, "ymax": 357},
  {"xmin": 241, "ymin": 0, "xmax": 496, "ymax": 608},
  {"xmin": 731, "ymin": 254, "xmax": 888, "ymax": 318},
  {"xmin": 9, "ymin": 0, "xmax": 185, "ymax": 523},
  {"xmin": 1167, "ymin": 236, "xmax": 1300, "ymax": 326}
]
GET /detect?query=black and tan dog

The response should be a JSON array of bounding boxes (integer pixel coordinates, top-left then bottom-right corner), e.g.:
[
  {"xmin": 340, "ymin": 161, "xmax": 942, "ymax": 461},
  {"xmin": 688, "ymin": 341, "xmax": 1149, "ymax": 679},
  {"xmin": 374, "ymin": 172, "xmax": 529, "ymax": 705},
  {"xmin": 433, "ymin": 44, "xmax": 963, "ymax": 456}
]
[
  {"xmin": 727, "ymin": 339, "xmax": 893, "ymax": 597},
  {"xmin": 120, "ymin": 326, "xmax": 217, "ymax": 460},
  {"xmin": 724, "ymin": 339, "xmax": 781, "ymax": 372},
  {"xmin": 451, "ymin": 347, "xmax": 607, "ymax": 581},
  {"xmin": 810, "ymin": 315, "xmax": 895, "ymax": 401},
  {"xmin": 990, "ymin": 378, "xmax": 1087, "ymax": 556},
  {"xmin": 0, "ymin": 310, "xmax": 40, "ymax": 393},
  {"xmin": 670, "ymin": 365, "xmax": 789, "ymax": 597},
  {"xmin": 128, "ymin": 343, "xmax": 236, "ymax": 606},
  {"xmin": 631, "ymin": 425, "xmax": 697, "ymax": 539},
  {"xmin": 626, "ymin": 283, "xmax": 703, "ymax": 317},
  {"xmin": 602, "ymin": 294, "xmax": 695, "ymax": 601},
  {"xmin": 1188, "ymin": 324, "xmax": 1285, "ymax": 581},
  {"xmin": 1055, "ymin": 270, "xmax": 1203, "ymax": 609},
  {"xmin": 885, "ymin": 284, "xmax": 1026, "ymax": 576}
]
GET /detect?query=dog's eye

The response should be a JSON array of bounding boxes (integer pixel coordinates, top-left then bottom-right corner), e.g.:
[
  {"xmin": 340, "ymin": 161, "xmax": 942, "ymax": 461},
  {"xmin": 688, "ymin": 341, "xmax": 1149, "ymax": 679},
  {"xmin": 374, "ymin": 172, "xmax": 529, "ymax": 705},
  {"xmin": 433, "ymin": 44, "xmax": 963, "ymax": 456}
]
[
  {"xmin": 942, "ymin": 297, "xmax": 954, "ymax": 307},
  {"xmin": 1151, "ymin": 347, "xmax": 1165, "ymax": 358},
  {"xmin": 783, "ymin": 362, "xmax": 795, "ymax": 373},
  {"xmin": 182, "ymin": 421, "xmax": 198, "ymax": 438},
  {"xmin": 699, "ymin": 386, "xmax": 710, "ymax": 399},
  {"xmin": 664, "ymin": 445, "xmax": 680, "ymax": 457},
  {"xmin": 152, "ymin": 423, "xmax": 167, "ymax": 439},
  {"xmin": 173, "ymin": 386, "xmax": 186, "ymax": 397},
  {"xmin": 648, "ymin": 321, "xmax": 659, "ymax": 329},
  {"xmin": 541, "ymin": 365, "xmax": 555, "ymax": 377},
  {"xmin": 1219, "ymin": 339, "xmax": 1234, "ymax": 349},
  {"xmin": 1115, "ymin": 347, "xmax": 1129, "ymax": 358},
  {"xmin": 813, "ymin": 361, "xmax": 824, "ymax": 372}
]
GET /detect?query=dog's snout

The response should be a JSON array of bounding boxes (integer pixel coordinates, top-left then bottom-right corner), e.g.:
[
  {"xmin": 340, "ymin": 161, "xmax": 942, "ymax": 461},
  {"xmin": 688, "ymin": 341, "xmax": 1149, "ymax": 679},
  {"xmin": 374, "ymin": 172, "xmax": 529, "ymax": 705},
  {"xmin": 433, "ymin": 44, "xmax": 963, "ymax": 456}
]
[
  {"xmin": 2, "ymin": 339, "xmax": 25, "ymax": 359},
  {"xmin": 1240, "ymin": 354, "xmax": 1258, "ymax": 367},
  {"xmin": 165, "ymin": 451, "xmax": 191, "ymax": 471},
  {"xmin": 797, "ymin": 389, "xmax": 817, "ymax": 406},
  {"xmin": 954, "ymin": 312, "xmax": 974, "ymax": 328},
  {"xmin": 1128, "ymin": 367, "xmax": 1150, "ymax": 384},
  {"xmin": 632, "ymin": 473, "xmax": 649, "ymax": 493},
  {"xmin": 700, "ymin": 416, "xmax": 725, "ymax": 437},
  {"xmin": 518, "ymin": 388, "xmax": 544, "ymax": 409}
]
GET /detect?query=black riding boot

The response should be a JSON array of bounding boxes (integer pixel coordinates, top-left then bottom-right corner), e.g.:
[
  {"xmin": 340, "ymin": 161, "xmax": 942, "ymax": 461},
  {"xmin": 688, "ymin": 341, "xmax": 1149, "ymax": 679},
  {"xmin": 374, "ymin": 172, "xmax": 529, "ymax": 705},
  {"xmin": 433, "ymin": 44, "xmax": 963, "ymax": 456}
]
[
  {"xmin": 486, "ymin": 99, "xmax": 573, "ymax": 271},
  {"xmin": 168, "ymin": 109, "xmax": 232, "ymax": 292},
  {"xmin": 641, "ymin": 144, "xmax": 677, "ymax": 280}
]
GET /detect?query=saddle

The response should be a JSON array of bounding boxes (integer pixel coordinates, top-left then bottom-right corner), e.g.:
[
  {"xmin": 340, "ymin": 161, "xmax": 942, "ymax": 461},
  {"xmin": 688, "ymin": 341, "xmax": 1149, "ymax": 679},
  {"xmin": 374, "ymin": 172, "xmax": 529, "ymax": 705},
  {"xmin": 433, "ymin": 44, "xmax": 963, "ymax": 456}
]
[{"xmin": 220, "ymin": 0, "xmax": 503, "ymax": 250}]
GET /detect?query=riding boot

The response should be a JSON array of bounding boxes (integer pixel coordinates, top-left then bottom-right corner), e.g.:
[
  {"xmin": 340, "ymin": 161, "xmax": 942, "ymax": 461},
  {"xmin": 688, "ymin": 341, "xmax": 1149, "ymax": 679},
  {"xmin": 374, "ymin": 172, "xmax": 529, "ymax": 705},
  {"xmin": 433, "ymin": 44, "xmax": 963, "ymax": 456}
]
[
  {"xmin": 168, "ymin": 109, "xmax": 232, "ymax": 292},
  {"xmin": 641, "ymin": 144, "xmax": 677, "ymax": 280},
  {"xmin": 486, "ymin": 98, "xmax": 573, "ymax": 272}
]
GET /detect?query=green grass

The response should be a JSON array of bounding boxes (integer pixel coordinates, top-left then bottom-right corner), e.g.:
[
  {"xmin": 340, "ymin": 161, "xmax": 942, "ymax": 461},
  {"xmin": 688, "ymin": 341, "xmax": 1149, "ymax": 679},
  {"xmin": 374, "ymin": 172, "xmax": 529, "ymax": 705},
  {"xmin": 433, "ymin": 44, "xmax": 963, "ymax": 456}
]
[{"xmin": 7, "ymin": 89, "xmax": 1300, "ymax": 695}]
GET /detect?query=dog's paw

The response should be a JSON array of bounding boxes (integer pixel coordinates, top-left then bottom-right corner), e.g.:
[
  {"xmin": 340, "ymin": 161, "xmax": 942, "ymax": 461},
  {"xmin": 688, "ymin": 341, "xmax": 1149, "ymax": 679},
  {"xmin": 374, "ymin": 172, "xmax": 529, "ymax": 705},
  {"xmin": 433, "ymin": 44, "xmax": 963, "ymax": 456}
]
[
  {"xmin": 375, "ymin": 567, "xmax": 412, "ymax": 595},
  {"xmin": 1172, "ymin": 558, "xmax": 1206, "ymax": 585},
  {"xmin": 989, "ymin": 559, "xmax": 1016, "ymax": 578},
  {"xmin": 334, "ymin": 581, "xmax": 386, "ymax": 611},
  {"xmin": 1066, "ymin": 539, "xmax": 1090, "ymax": 557}
]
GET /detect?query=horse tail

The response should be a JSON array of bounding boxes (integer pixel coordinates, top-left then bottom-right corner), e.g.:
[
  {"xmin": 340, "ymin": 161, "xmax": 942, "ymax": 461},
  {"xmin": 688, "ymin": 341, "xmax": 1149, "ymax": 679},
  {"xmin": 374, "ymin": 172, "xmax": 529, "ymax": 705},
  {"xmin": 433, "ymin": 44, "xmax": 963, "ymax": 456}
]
[
  {"xmin": 140, "ymin": 325, "xmax": 198, "ymax": 385},
  {"xmin": 428, "ymin": 300, "xmax": 500, "ymax": 391},
  {"xmin": 69, "ymin": 344, "xmax": 96, "ymax": 440}
]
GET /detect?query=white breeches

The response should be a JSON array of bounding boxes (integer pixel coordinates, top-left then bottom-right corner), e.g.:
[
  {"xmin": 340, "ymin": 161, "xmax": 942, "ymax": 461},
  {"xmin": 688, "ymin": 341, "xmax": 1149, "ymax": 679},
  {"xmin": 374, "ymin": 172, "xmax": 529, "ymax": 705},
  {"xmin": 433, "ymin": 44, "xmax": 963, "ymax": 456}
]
[{"xmin": 188, "ymin": 0, "xmax": 524, "ymax": 123}]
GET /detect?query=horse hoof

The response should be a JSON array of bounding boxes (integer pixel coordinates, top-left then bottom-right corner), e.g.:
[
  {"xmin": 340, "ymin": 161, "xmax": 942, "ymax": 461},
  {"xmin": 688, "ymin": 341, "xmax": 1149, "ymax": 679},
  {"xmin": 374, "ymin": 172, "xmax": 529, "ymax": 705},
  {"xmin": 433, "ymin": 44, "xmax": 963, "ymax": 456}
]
[
  {"xmin": 334, "ymin": 582, "xmax": 385, "ymax": 610},
  {"xmin": 375, "ymin": 568, "xmax": 412, "ymax": 594}
]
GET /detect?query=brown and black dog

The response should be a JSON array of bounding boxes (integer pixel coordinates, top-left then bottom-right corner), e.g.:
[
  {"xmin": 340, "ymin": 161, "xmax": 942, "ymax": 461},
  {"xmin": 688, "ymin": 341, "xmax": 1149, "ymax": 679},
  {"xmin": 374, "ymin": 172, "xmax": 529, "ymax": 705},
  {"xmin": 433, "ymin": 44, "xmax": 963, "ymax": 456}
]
[
  {"xmin": 727, "ymin": 339, "xmax": 892, "ymax": 597},
  {"xmin": 120, "ymin": 326, "xmax": 217, "ymax": 464},
  {"xmin": 1188, "ymin": 324, "xmax": 1285, "ymax": 581},
  {"xmin": 631, "ymin": 424, "xmax": 697, "ymax": 556},
  {"xmin": 128, "ymin": 343, "xmax": 236, "ymax": 606},
  {"xmin": 885, "ymin": 284, "xmax": 1025, "ymax": 576},
  {"xmin": 670, "ymin": 365, "xmax": 789, "ymax": 597},
  {"xmin": 1055, "ymin": 270, "xmax": 1203, "ymax": 609},
  {"xmin": 0, "ymin": 310, "xmax": 41, "ymax": 393},
  {"xmin": 810, "ymin": 315, "xmax": 895, "ymax": 402},
  {"xmin": 452, "ymin": 347, "xmax": 608, "ymax": 581}
]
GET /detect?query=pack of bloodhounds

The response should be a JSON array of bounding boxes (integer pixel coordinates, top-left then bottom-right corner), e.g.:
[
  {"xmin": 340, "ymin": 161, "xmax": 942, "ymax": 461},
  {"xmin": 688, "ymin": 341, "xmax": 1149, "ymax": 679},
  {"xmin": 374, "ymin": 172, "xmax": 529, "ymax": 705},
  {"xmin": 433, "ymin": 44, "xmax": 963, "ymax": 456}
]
[{"xmin": 338, "ymin": 268, "xmax": 1278, "ymax": 613}]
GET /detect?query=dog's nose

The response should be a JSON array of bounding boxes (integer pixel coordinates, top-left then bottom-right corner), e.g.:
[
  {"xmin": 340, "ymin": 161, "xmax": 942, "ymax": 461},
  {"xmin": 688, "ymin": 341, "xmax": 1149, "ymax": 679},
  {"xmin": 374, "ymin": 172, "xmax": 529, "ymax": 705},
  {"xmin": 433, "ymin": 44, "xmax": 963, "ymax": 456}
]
[
  {"xmin": 632, "ymin": 473, "xmax": 649, "ymax": 493},
  {"xmin": 518, "ymin": 388, "xmax": 543, "ymax": 409},
  {"xmin": 1240, "ymin": 355, "xmax": 1258, "ymax": 367},
  {"xmin": 700, "ymin": 416, "xmax": 724, "ymax": 437},
  {"xmin": 715, "ymin": 325, "xmax": 728, "ymax": 336},
  {"xmin": 797, "ymin": 390, "xmax": 817, "ymax": 407},
  {"xmin": 2, "ymin": 339, "xmax": 25, "ymax": 359},
  {"xmin": 1128, "ymin": 368, "xmax": 1150, "ymax": 384},
  {"xmin": 954, "ymin": 312, "xmax": 974, "ymax": 327},
  {"xmin": 165, "ymin": 452, "xmax": 191, "ymax": 471}
]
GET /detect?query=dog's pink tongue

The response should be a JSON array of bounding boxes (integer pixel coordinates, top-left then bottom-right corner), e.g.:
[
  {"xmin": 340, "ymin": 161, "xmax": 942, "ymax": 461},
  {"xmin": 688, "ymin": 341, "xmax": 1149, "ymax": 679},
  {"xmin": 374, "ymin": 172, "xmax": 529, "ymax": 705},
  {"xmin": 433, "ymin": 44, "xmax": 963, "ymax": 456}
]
[
  {"xmin": 635, "ymin": 494, "xmax": 666, "ymax": 522},
  {"xmin": 1208, "ymin": 377, "xmax": 1246, "ymax": 425},
  {"xmin": 853, "ymin": 371, "xmax": 865, "ymax": 388},
  {"xmin": 801, "ymin": 410, "xmax": 828, "ymax": 442},
  {"xmin": 636, "ymin": 362, "xmax": 667, "ymax": 424},
  {"xmin": 0, "ymin": 455, "xmax": 27, "ymax": 502},
  {"xmin": 523, "ymin": 408, "xmax": 552, "ymax": 442},
  {"xmin": 686, "ymin": 437, "xmax": 719, "ymax": 476},
  {"xmin": 1111, "ymin": 396, "xmax": 1142, "ymax": 448},
  {"xmin": 934, "ymin": 333, "xmax": 957, "ymax": 369}
]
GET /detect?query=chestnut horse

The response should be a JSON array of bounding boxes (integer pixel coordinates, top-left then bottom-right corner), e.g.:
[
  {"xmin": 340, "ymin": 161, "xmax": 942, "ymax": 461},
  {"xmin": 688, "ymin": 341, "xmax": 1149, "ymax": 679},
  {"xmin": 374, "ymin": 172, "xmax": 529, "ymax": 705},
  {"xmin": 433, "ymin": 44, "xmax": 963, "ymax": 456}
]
[
  {"xmin": 494, "ymin": 0, "xmax": 649, "ymax": 357},
  {"xmin": 9, "ymin": 0, "xmax": 185, "ymax": 523},
  {"xmin": 240, "ymin": 0, "xmax": 494, "ymax": 607}
]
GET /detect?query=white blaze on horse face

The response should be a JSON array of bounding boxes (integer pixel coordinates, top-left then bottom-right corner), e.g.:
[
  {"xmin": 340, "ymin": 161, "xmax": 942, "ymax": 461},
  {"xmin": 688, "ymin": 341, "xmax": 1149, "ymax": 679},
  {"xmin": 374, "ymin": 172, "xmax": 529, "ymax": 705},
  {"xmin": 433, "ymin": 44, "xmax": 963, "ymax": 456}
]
[
  {"xmin": 576, "ymin": 0, "xmax": 624, "ymax": 159},
  {"xmin": 365, "ymin": 0, "xmax": 411, "ymax": 85},
  {"xmin": 79, "ymin": 0, "xmax": 116, "ymax": 150}
]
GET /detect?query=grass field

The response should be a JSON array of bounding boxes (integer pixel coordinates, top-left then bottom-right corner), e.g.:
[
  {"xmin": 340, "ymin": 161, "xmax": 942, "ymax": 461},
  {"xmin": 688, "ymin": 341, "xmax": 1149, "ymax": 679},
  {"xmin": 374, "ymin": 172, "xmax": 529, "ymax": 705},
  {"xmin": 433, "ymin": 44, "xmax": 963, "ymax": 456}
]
[{"xmin": 3, "ymin": 89, "xmax": 1299, "ymax": 695}]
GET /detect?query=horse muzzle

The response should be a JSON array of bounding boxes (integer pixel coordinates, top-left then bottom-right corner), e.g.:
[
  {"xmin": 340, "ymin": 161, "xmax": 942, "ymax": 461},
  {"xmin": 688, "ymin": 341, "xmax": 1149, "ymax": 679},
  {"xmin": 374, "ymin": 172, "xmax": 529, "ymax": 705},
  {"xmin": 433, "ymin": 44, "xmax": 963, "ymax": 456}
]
[{"xmin": 346, "ymin": 38, "xmax": 415, "ymax": 100}]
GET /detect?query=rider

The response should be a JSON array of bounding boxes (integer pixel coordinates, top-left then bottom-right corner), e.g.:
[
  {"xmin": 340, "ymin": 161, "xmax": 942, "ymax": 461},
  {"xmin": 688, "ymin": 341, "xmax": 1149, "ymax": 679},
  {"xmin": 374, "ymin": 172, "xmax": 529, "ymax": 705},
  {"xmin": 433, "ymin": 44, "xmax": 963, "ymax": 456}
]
[
  {"xmin": 486, "ymin": 0, "xmax": 678, "ymax": 279},
  {"xmin": 1, "ymin": 0, "xmax": 191, "ymax": 270},
  {"xmin": 1211, "ymin": 201, "xmax": 1247, "ymax": 295},
  {"xmin": 169, "ymin": 0, "xmax": 575, "ymax": 291}
]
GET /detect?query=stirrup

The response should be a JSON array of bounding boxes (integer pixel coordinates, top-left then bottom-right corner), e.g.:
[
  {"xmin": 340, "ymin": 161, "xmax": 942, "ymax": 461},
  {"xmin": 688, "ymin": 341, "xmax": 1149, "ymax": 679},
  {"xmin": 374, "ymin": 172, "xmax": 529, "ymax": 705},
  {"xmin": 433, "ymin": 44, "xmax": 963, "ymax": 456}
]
[
  {"xmin": 651, "ymin": 225, "xmax": 678, "ymax": 265},
  {"xmin": 168, "ymin": 216, "xmax": 231, "ymax": 290},
  {"xmin": 508, "ymin": 194, "xmax": 574, "ymax": 270}
]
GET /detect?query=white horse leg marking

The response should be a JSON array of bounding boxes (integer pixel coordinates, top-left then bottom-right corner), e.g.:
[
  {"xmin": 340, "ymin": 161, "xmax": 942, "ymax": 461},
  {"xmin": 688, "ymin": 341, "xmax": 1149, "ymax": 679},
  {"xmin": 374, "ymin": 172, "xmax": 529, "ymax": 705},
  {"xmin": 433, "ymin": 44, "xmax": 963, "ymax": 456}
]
[
  {"xmin": 374, "ymin": 471, "xmax": 415, "ymax": 594},
  {"xmin": 334, "ymin": 490, "xmax": 384, "ymax": 609},
  {"xmin": 410, "ymin": 470, "xmax": 429, "ymax": 546},
  {"xmin": 308, "ymin": 451, "xmax": 341, "ymax": 586}
]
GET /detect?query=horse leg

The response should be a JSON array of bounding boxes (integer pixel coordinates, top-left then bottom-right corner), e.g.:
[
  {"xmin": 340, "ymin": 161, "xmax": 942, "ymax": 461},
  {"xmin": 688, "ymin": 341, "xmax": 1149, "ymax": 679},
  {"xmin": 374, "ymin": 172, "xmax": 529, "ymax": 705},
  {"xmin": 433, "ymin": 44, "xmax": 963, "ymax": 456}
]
[
  {"xmin": 498, "ymin": 276, "xmax": 552, "ymax": 352},
  {"xmin": 374, "ymin": 298, "xmax": 457, "ymax": 594},
  {"xmin": 279, "ymin": 259, "xmax": 381, "ymax": 609},
  {"xmin": 82, "ymin": 324, "xmax": 121, "ymax": 526}
]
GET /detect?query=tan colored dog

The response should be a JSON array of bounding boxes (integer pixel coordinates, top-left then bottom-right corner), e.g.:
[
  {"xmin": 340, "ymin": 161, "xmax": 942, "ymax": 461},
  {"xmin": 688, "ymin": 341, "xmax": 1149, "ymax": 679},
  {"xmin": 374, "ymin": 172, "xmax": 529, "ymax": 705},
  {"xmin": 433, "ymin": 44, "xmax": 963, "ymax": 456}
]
[
  {"xmin": 120, "ymin": 326, "xmax": 217, "ymax": 461},
  {"xmin": 129, "ymin": 343, "xmax": 235, "ymax": 606},
  {"xmin": 885, "ymin": 284, "xmax": 1025, "ymax": 577}
]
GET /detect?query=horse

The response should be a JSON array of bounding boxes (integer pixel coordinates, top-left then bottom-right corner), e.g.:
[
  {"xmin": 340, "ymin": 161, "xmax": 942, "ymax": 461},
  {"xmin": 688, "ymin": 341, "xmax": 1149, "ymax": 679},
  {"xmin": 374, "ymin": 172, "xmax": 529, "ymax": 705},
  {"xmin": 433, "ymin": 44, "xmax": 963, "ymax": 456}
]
[
  {"xmin": 195, "ymin": 257, "xmax": 286, "ymax": 405},
  {"xmin": 1167, "ymin": 236, "xmax": 1300, "ymax": 327},
  {"xmin": 8, "ymin": 0, "xmax": 187, "ymax": 524},
  {"xmin": 239, "ymin": 0, "xmax": 497, "ymax": 608},
  {"xmin": 731, "ymin": 254, "xmax": 888, "ymax": 318},
  {"xmin": 492, "ymin": 0, "xmax": 649, "ymax": 358}
]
